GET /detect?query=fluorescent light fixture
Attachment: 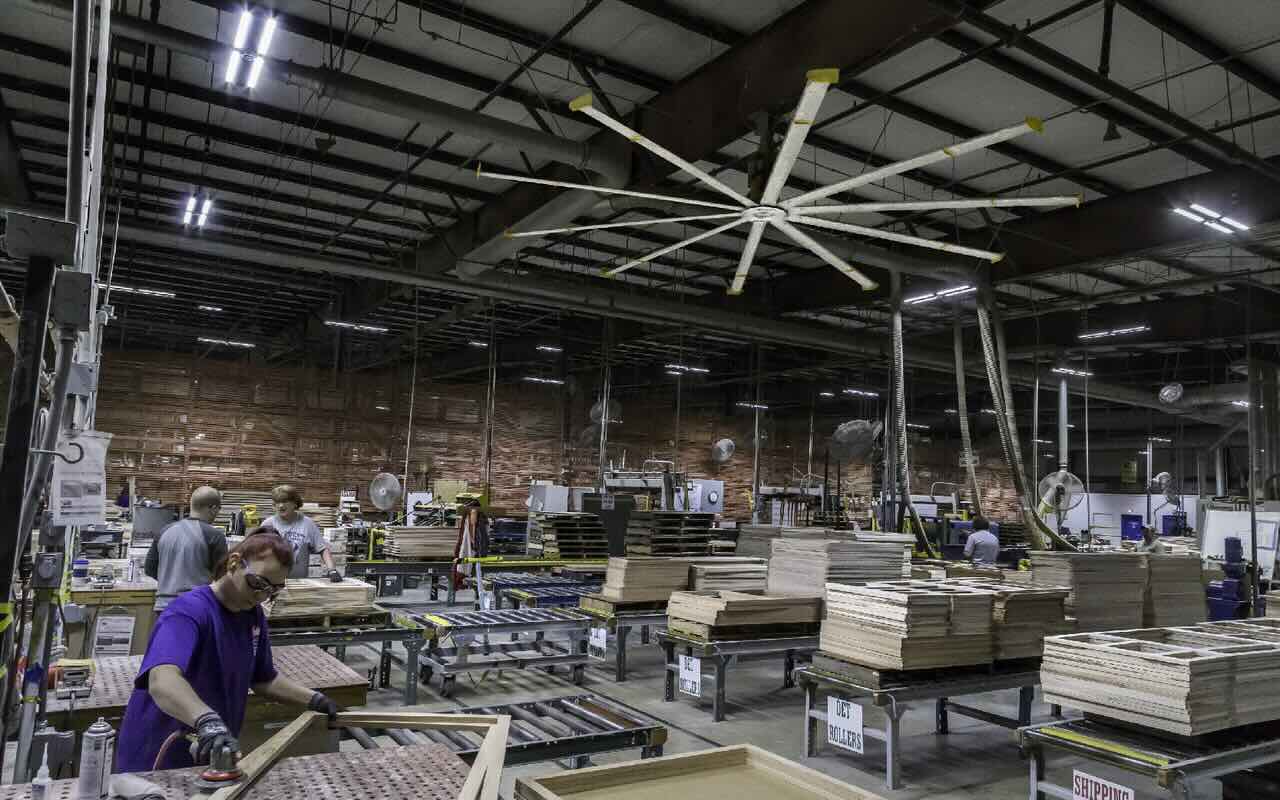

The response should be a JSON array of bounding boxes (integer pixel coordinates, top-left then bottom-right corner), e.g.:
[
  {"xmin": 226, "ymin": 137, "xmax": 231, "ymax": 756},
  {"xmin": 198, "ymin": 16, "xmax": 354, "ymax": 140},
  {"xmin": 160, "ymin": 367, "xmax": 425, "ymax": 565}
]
[
  {"xmin": 536, "ymin": 345, "xmax": 562, "ymax": 353},
  {"xmin": 1067, "ymin": 423, "xmax": 1076, "ymax": 428},
  {"xmin": 1232, "ymin": 400, "xmax": 1250, "ymax": 408},
  {"xmin": 1078, "ymin": 325, "xmax": 1150, "ymax": 340},
  {"xmin": 198, "ymin": 305, "xmax": 223, "ymax": 312},
  {"xmin": 844, "ymin": 388, "xmax": 878, "ymax": 398},
  {"xmin": 1034, "ymin": 438, "xmax": 1052, "ymax": 445},
  {"xmin": 198, "ymin": 336, "xmax": 255, "ymax": 349},
  {"xmin": 1189, "ymin": 203, "xmax": 1220, "ymax": 219},
  {"xmin": 980, "ymin": 408, "xmax": 997, "ymax": 415},
  {"xmin": 197, "ymin": 198, "xmax": 211, "ymax": 227},
  {"xmin": 1051, "ymin": 366, "xmax": 1093, "ymax": 377},
  {"xmin": 186, "ymin": 196, "xmax": 197, "ymax": 213},
  {"xmin": 904, "ymin": 285, "xmax": 976, "ymax": 305},
  {"xmin": 665, "ymin": 370, "xmax": 681, "ymax": 376},
  {"xmin": 1149, "ymin": 436, "xmax": 1172, "ymax": 443},
  {"xmin": 523, "ymin": 376, "xmax": 565, "ymax": 385},
  {"xmin": 665, "ymin": 363, "xmax": 709, "ymax": 374},
  {"xmin": 468, "ymin": 340, "xmax": 489, "ymax": 348},
  {"xmin": 1221, "ymin": 217, "xmax": 1249, "ymax": 231},
  {"xmin": 246, "ymin": 57, "xmax": 265, "ymax": 89},
  {"xmin": 233, "ymin": 10, "xmax": 254, "ymax": 49},
  {"xmin": 225, "ymin": 52, "xmax": 241, "ymax": 84},
  {"xmin": 1205, "ymin": 221, "xmax": 1234, "ymax": 234},
  {"xmin": 944, "ymin": 409, "xmax": 957, "ymax": 414},
  {"xmin": 324, "ymin": 320, "xmax": 389, "ymax": 333},
  {"xmin": 256, "ymin": 16, "xmax": 277, "ymax": 55},
  {"xmin": 818, "ymin": 391, "xmax": 835, "ymax": 397},
  {"xmin": 736, "ymin": 401, "xmax": 769, "ymax": 410},
  {"xmin": 906, "ymin": 423, "xmax": 929, "ymax": 430},
  {"xmin": 96, "ymin": 282, "xmax": 177, "ymax": 299},
  {"xmin": 374, "ymin": 404, "xmax": 390, "ymax": 411},
  {"xmin": 1171, "ymin": 207, "xmax": 1204, "ymax": 223}
]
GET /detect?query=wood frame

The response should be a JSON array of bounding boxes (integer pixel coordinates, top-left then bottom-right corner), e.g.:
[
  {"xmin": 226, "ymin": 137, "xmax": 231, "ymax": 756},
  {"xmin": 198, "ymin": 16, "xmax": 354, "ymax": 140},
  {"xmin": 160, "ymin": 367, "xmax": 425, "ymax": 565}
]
[{"xmin": 192, "ymin": 711, "xmax": 510, "ymax": 800}]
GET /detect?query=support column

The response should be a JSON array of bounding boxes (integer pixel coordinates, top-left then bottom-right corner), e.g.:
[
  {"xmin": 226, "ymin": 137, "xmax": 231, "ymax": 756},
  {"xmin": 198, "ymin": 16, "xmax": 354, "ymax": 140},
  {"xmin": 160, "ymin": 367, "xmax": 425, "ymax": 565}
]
[{"xmin": 1057, "ymin": 376, "xmax": 1068, "ymax": 471}]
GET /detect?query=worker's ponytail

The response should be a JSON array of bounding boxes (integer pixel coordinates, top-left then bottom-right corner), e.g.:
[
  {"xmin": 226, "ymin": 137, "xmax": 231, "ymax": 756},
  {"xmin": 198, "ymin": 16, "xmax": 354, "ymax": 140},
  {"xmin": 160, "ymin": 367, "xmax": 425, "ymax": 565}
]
[{"xmin": 214, "ymin": 529, "xmax": 294, "ymax": 579}]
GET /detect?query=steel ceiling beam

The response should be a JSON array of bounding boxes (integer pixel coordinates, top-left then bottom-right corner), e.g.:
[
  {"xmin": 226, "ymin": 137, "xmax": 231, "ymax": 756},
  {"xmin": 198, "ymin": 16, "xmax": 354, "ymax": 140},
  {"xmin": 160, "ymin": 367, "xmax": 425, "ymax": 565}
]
[{"xmin": 0, "ymin": 93, "xmax": 32, "ymax": 203}]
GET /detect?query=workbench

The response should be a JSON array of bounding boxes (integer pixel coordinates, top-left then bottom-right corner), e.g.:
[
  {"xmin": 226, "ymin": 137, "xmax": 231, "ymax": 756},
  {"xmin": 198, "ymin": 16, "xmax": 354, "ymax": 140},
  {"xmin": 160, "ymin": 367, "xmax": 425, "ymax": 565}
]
[
  {"xmin": 344, "ymin": 694, "xmax": 667, "ymax": 767},
  {"xmin": 44, "ymin": 646, "xmax": 367, "ymax": 758},
  {"xmin": 347, "ymin": 558, "xmax": 607, "ymax": 605},
  {"xmin": 504, "ymin": 585, "xmax": 602, "ymax": 610},
  {"xmin": 1019, "ymin": 717, "xmax": 1280, "ymax": 800},
  {"xmin": 460, "ymin": 558, "xmax": 607, "ymax": 606},
  {"xmin": 483, "ymin": 573, "xmax": 596, "ymax": 609},
  {"xmin": 576, "ymin": 607, "xmax": 667, "ymax": 682},
  {"xmin": 405, "ymin": 608, "xmax": 592, "ymax": 697},
  {"xmin": 657, "ymin": 631, "xmax": 817, "ymax": 722},
  {"xmin": 269, "ymin": 624, "xmax": 424, "ymax": 705},
  {"xmin": 798, "ymin": 663, "xmax": 1042, "ymax": 790}
]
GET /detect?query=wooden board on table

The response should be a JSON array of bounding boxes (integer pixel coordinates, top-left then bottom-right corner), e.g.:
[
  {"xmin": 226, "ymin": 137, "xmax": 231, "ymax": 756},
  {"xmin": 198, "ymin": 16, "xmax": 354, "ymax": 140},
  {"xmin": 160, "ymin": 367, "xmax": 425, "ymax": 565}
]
[
  {"xmin": 668, "ymin": 618, "xmax": 819, "ymax": 642},
  {"xmin": 667, "ymin": 591, "xmax": 822, "ymax": 626}
]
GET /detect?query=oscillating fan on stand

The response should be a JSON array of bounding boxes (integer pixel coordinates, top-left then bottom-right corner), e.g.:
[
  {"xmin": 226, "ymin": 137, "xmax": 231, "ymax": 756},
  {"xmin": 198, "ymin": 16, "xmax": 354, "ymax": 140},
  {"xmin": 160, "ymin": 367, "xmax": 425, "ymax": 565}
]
[
  {"xmin": 1036, "ymin": 469, "xmax": 1085, "ymax": 530},
  {"xmin": 368, "ymin": 472, "xmax": 404, "ymax": 513},
  {"xmin": 710, "ymin": 438, "xmax": 736, "ymax": 464}
]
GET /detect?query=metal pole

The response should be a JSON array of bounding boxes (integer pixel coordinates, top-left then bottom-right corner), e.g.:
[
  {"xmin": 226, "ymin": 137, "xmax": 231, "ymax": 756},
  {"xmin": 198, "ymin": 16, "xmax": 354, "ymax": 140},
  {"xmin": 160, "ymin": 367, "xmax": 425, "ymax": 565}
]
[
  {"xmin": 597, "ymin": 322, "xmax": 611, "ymax": 492},
  {"xmin": 1145, "ymin": 439, "xmax": 1153, "ymax": 525},
  {"xmin": 64, "ymin": 0, "xmax": 91, "ymax": 231},
  {"xmin": 806, "ymin": 393, "xmax": 815, "ymax": 479},
  {"xmin": 1215, "ymin": 447, "xmax": 1227, "ymax": 496},
  {"xmin": 1058, "ymin": 377, "xmax": 1069, "ymax": 471},
  {"xmin": 750, "ymin": 346, "xmax": 762, "ymax": 524},
  {"xmin": 673, "ymin": 372, "xmax": 682, "ymax": 472},
  {"xmin": 1248, "ymin": 359, "xmax": 1261, "ymax": 615}
]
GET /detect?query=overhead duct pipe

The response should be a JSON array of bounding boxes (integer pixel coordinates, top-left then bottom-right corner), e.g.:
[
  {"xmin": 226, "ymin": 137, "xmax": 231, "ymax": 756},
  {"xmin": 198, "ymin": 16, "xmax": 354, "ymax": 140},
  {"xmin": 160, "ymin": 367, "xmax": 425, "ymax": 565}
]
[{"xmin": 1159, "ymin": 383, "xmax": 1249, "ymax": 409}]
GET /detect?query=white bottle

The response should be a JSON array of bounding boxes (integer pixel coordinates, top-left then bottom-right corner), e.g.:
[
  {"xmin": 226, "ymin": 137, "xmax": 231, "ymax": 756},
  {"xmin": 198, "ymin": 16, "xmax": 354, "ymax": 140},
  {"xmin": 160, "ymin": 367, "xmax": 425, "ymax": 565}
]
[{"xmin": 31, "ymin": 746, "xmax": 51, "ymax": 800}]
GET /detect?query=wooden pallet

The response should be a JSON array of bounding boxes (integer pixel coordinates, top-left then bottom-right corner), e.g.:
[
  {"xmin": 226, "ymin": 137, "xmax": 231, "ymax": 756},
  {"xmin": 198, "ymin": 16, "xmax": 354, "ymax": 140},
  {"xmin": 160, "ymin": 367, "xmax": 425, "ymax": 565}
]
[
  {"xmin": 810, "ymin": 651, "xmax": 1040, "ymax": 689},
  {"xmin": 267, "ymin": 608, "xmax": 391, "ymax": 631},
  {"xmin": 668, "ymin": 618, "xmax": 819, "ymax": 642}
]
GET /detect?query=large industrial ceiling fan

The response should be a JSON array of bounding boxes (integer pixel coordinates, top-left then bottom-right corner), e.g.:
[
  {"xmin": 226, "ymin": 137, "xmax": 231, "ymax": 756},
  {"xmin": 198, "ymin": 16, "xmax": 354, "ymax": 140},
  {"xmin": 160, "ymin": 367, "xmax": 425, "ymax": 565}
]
[{"xmin": 478, "ymin": 68, "xmax": 1080, "ymax": 294}]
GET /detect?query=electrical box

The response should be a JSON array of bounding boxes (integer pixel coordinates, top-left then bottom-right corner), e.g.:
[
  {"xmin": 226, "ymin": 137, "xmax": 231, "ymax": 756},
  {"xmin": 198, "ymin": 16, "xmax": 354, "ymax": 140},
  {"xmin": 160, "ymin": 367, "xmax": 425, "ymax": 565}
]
[
  {"xmin": 32, "ymin": 552, "xmax": 64, "ymax": 588},
  {"xmin": 51, "ymin": 270, "xmax": 92, "ymax": 330}
]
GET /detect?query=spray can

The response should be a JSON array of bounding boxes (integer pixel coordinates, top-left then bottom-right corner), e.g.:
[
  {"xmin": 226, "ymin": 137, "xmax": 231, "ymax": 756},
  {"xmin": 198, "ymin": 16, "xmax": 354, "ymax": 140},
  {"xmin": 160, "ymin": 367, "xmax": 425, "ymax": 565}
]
[
  {"xmin": 76, "ymin": 718, "xmax": 115, "ymax": 800},
  {"xmin": 31, "ymin": 746, "xmax": 52, "ymax": 800}
]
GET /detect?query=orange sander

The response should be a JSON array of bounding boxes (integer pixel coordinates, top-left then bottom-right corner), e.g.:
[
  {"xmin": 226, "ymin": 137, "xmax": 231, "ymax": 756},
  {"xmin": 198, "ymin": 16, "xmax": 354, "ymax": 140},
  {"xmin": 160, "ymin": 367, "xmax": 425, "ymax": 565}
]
[{"xmin": 192, "ymin": 742, "xmax": 243, "ymax": 790}]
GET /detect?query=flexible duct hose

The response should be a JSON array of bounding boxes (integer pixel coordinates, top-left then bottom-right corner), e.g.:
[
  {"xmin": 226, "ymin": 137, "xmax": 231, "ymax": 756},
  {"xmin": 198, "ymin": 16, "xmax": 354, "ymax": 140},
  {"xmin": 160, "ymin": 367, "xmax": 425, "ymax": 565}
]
[
  {"xmin": 893, "ymin": 301, "xmax": 937, "ymax": 557},
  {"xmin": 953, "ymin": 314, "xmax": 983, "ymax": 517}
]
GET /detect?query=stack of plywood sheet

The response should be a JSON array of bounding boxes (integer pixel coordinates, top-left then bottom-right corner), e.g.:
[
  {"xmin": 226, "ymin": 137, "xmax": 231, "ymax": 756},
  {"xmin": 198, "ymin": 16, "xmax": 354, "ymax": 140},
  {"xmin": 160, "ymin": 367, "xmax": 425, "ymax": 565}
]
[
  {"xmin": 596, "ymin": 556, "xmax": 695, "ymax": 603},
  {"xmin": 689, "ymin": 558, "xmax": 768, "ymax": 592},
  {"xmin": 1143, "ymin": 554, "xmax": 1206, "ymax": 627},
  {"xmin": 1041, "ymin": 624, "xmax": 1280, "ymax": 735},
  {"xmin": 735, "ymin": 525, "xmax": 782, "ymax": 558},
  {"xmin": 528, "ymin": 513, "xmax": 608, "ymax": 558},
  {"xmin": 766, "ymin": 534, "xmax": 913, "ymax": 596},
  {"xmin": 820, "ymin": 580, "xmax": 995, "ymax": 670},
  {"xmin": 946, "ymin": 579, "xmax": 1073, "ymax": 659},
  {"xmin": 301, "ymin": 503, "xmax": 338, "ymax": 528},
  {"xmin": 214, "ymin": 489, "xmax": 277, "ymax": 530},
  {"xmin": 667, "ymin": 590, "xmax": 823, "ymax": 640},
  {"xmin": 1029, "ymin": 551, "xmax": 1147, "ymax": 631},
  {"xmin": 383, "ymin": 526, "xmax": 456, "ymax": 559},
  {"xmin": 268, "ymin": 577, "xmax": 378, "ymax": 618},
  {"xmin": 625, "ymin": 511, "xmax": 716, "ymax": 556}
]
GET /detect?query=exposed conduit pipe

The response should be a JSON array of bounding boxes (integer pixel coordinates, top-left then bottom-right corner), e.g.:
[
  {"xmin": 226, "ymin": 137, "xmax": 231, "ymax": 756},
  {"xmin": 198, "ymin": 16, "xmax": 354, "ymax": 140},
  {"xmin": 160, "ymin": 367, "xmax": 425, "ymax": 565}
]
[{"xmin": 953, "ymin": 308, "xmax": 982, "ymax": 517}]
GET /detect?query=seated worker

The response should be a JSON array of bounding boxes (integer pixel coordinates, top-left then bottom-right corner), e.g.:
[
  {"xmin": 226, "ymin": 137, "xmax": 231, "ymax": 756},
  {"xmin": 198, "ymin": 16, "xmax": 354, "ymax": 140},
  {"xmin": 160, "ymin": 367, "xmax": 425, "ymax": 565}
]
[
  {"xmin": 145, "ymin": 486, "xmax": 228, "ymax": 610},
  {"xmin": 267, "ymin": 484, "xmax": 339, "ymax": 582},
  {"xmin": 116, "ymin": 531, "xmax": 341, "ymax": 773},
  {"xmin": 1136, "ymin": 525, "xmax": 1168, "ymax": 554},
  {"xmin": 963, "ymin": 516, "xmax": 1001, "ymax": 566}
]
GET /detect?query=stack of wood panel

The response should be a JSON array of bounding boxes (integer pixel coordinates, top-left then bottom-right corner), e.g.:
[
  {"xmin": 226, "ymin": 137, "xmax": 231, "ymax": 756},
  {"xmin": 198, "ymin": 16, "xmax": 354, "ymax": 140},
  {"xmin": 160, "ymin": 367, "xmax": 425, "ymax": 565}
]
[
  {"xmin": 597, "ymin": 556, "xmax": 696, "ymax": 603},
  {"xmin": 667, "ymin": 590, "xmax": 823, "ymax": 640},
  {"xmin": 528, "ymin": 513, "xmax": 608, "ymax": 558},
  {"xmin": 301, "ymin": 503, "xmax": 338, "ymax": 528},
  {"xmin": 945, "ymin": 579, "xmax": 1073, "ymax": 659},
  {"xmin": 268, "ymin": 577, "xmax": 378, "ymax": 618},
  {"xmin": 735, "ymin": 525, "xmax": 782, "ymax": 558},
  {"xmin": 625, "ymin": 511, "xmax": 716, "ymax": 556},
  {"xmin": 1143, "ymin": 554, "xmax": 1206, "ymax": 627},
  {"xmin": 214, "ymin": 489, "xmax": 276, "ymax": 529},
  {"xmin": 383, "ymin": 526, "xmax": 456, "ymax": 559},
  {"xmin": 1041, "ymin": 623, "xmax": 1280, "ymax": 735},
  {"xmin": 766, "ymin": 534, "xmax": 913, "ymax": 596},
  {"xmin": 1029, "ymin": 551, "xmax": 1147, "ymax": 631},
  {"xmin": 689, "ymin": 558, "xmax": 768, "ymax": 592},
  {"xmin": 820, "ymin": 580, "xmax": 995, "ymax": 670}
]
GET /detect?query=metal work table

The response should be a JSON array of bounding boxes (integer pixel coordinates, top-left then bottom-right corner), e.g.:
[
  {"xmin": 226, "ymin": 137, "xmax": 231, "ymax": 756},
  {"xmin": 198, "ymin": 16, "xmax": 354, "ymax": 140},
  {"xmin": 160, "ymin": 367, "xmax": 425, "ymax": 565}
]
[
  {"xmin": 577, "ymin": 607, "xmax": 667, "ymax": 682},
  {"xmin": 346, "ymin": 694, "xmax": 667, "ymax": 767},
  {"xmin": 1020, "ymin": 717, "xmax": 1280, "ymax": 800},
  {"xmin": 345, "ymin": 560, "xmax": 453, "ymax": 600},
  {"xmin": 657, "ymin": 632, "xmax": 817, "ymax": 722},
  {"xmin": 405, "ymin": 608, "xmax": 592, "ymax": 697},
  {"xmin": 798, "ymin": 664, "xmax": 1041, "ymax": 790},
  {"xmin": 268, "ymin": 625, "xmax": 425, "ymax": 705},
  {"xmin": 461, "ymin": 558, "xmax": 607, "ymax": 607},
  {"xmin": 504, "ymin": 585, "xmax": 602, "ymax": 610},
  {"xmin": 484, "ymin": 573, "xmax": 596, "ymax": 608}
]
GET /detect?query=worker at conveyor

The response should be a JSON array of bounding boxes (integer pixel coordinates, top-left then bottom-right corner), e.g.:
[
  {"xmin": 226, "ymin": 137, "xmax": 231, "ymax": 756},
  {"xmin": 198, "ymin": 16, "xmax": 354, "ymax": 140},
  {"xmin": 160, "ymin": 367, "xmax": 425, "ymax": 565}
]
[
  {"xmin": 265, "ymin": 484, "xmax": 340, "ymax": 582},
  {"xmin": 963, "ymin": 516, "xmax": 1001, "ymax": 566},
  {"xmin": 144, "ymin": 486, "xmax": 228, "ymax": 610},
  {"xmin": 116, "ymin": 532, "xmax": 342, "ymax": 773},
  {"xmin": 1136, "ymin": 525, "xmax": 1168, "ymax": 554}
]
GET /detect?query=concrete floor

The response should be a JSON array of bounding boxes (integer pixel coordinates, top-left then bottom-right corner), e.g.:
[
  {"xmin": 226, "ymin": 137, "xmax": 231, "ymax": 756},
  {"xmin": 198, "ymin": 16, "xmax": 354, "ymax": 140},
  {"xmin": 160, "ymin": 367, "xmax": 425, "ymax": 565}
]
[{"xmin": 335, "ymin": 587, "xmax": 1205, "ymax": 800}]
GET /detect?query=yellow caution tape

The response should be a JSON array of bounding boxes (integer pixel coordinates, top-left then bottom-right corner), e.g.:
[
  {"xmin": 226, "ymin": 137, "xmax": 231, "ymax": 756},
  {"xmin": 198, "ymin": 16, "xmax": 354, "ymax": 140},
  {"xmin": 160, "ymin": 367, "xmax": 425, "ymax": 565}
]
[
  {"xmin": 0, "ymin": 615, "xmax": 12, "ymax": 634},
  {"xmin": 421, "ymin": 614, "xmax": 452, "ymax": 628},
  {"xmin": 509, "ymin": 590, "xmax": 533, "ymax": 601},
  {"xmin": 0, "ymin": 602, "xmax": 12, "ymax": 613},
  {"xmin": 1040, "ymin": 728, "xmax": 1171, "ymax": 766}
]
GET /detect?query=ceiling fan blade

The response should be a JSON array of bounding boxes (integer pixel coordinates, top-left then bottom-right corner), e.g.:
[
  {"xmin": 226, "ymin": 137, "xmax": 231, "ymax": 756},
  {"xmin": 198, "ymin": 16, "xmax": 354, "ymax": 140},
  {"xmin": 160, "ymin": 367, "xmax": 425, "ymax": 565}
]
[
  {"xmin": 761, "ymin": 68, "xmax": 838, "ymax": 206},
  {"xmin": 771, "ymin": 219, "xmax": 878, "ymax": 290},
  {"xmin": 603, "ymin": 218, "xmax": 746, "ymax": 277},
  {"xmin": 728, "ymin": 220, "xmax": 768, "ymax": 295},
  {"xmin": 793, "ymin": 195, "xmax": 1081, "ymax": 216},
  {"xmin": 507, "ymin": 212, "xmax": 742, "ymax": 239},
  {"xmin": 571, "ymin": 94, "xmax": 755, "ymax": 208},
  {"xmin": 792, "ymin": 215, "xmax": 1004, "ymax": 262},
  {"xmin": 784, "ymin": 117, "xmax": 1044, "ymax": 208},
  {"xmin": 476, "ymin": 166, "xmax": 742, "ymax": 210}
]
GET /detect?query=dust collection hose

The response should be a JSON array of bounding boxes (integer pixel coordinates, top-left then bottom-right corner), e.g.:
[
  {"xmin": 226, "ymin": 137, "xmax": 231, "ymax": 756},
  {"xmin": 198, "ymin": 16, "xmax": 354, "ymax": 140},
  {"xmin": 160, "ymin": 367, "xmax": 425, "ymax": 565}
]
[
  {"xmin": 975, "ymin": 302, "xmax": 1075, "ymax": 551},
  {"xmin": 892, "ymin": 298, "xmax": 937, "ymax": 557},
  {"xmin": 953, "ymin": 312, "xmax": 983, "ymax": 518}
]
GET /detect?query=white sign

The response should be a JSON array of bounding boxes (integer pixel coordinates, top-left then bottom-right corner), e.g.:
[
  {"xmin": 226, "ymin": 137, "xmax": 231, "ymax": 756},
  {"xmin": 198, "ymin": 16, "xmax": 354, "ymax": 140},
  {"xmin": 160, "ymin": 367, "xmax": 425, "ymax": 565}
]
[
  {"xmin": 958, "ymin": 453, "xmax": 979, "ymax": 468},
  {"xmin": 678, "ymin": 655, "xmax": 701, "ymax": 696},
  {"xmin": 92, "ymin": 614, "xmax": 135, "ymax": 657},
  {"xmin": 588, "ymin": 627, "xmax": 608, "ymax": 661},
  {"xmin": 600, "ymin": 495, "xmax": 615, "ymax": 511},
  {"xmin": 826, "ymin": 697, "xmax": 864, "ymax": 754},
  {"xmin": 479, "ymin": 590, "xmax": 496, "ymax": 610},
  {"xmin": 50, "ymin": 430, "xmax": 112, "ymax": 526},
  {"xmin": 1072, "ymin": 770, "xmax": 1134, "ymax": 800}
]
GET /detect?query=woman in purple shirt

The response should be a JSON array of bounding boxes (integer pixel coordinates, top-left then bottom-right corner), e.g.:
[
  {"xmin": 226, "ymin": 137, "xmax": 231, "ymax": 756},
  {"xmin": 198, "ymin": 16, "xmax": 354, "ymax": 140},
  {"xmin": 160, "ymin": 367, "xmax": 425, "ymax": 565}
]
[{"xmin": 116, "ymin": 531, "xmax": 341, "ymax": 773}]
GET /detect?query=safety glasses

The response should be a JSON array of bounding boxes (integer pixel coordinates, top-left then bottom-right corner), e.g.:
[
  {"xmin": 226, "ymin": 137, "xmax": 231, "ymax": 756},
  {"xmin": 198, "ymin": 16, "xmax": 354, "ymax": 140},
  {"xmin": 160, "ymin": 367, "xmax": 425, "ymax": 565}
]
[{"xmin": 243, "ymin": 564, "xmax": 285, "ymax": 597}]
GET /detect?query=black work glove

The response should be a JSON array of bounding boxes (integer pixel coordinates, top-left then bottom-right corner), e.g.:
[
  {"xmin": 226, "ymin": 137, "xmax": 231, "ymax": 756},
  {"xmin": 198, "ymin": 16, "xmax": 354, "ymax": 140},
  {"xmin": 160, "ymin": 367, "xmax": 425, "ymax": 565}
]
[
  {"xmin": 308, "ymin": 691, "xmax": 340, "ymax": 723},
  {"xmin": 327, "ymin": 569, "xmax": 343, "ymax": 583},
  {"xmin": 192, "ymin": 711, "xmax": 238, "ymax": 765}
]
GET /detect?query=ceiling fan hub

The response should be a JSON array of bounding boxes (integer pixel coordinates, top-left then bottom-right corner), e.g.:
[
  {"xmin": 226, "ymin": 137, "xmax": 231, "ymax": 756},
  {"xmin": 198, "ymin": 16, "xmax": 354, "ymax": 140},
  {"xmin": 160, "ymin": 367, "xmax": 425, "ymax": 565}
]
[{"xmin": 742, "ymin": 205, "xmax": 786, "ymax": 222}]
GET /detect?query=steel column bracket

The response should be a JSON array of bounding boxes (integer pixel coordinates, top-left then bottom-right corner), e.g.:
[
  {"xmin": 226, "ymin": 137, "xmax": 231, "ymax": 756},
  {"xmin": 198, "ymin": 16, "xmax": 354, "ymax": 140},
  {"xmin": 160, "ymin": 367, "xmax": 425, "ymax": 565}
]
[{"xmin": 3, "ymin": 213, "xmax": 76, "ymax": 264}]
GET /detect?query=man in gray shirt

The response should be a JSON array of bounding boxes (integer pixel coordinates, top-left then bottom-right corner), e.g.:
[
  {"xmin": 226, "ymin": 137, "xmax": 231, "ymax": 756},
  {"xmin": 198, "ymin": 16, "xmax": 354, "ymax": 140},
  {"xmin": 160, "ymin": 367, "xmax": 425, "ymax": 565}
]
[
  {"xmin": 267, "ymin": 484, "xmax": 338, "ymax": 580},
  {"xmin": 145, "ymin": 486, "xmax": 228, "ymax": 610},
  {"xmin": 963, "ymin": 516, "xmax": 1001, "ymax": 566}
]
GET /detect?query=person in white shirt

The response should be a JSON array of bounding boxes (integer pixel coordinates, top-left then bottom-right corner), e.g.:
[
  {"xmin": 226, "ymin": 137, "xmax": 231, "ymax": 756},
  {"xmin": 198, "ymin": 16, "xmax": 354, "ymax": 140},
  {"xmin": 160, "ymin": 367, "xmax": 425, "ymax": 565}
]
[
  {"xmin": 963, "ymin": 516, "xmax": 1001, "ymax": 566},
  {"xmin": 1136, "ymin": 525, "xmax": 1168, "ymax": 554},
  {"xmin": 266, "ymin": 484, "xmax": 339, "ymax": 581}
]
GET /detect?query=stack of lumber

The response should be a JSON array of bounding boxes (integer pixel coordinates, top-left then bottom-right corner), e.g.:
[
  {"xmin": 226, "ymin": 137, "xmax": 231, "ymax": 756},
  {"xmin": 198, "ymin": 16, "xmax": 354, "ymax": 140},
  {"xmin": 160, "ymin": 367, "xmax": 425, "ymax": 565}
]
[
  {"xmin": 301, "ymin": 503, "xmax": 338, "ymax": 528},
  {"xmin": 1041, "ymin": 624, "xmax": 1280, "ymax": 735},
  {"xmin": 528, "ymin": 513, "xmax": 608, "ymax": 558},
  {"xmin": 597, "ymin": 556, "xmax": 695, "ymax": 603},
  {"xmin": 625, "ymin": 511, "xmax": 716, "ymax": 556},
  {"xmin": 268, "ymin": 577, "xmax": 378, "ymax": 618},
  {"xmin": 1159, "ymin": 536, "xmax": 1200, "ymax": 556},
  {"xmin": 689, "ymin": 558, "xmax": 768, "ymax": 591},
  {"xmin": 766, "ymin": 533, "xmax": 913, "ymax": 596},
  {"xmin": 946, "ymin": 579, "xmax": 1073, "ymax": 659},
  {"xmin": 912, "ymin": 560, "xmax": 1004, "ymax": 581},
  {"xmin": 735, "ymin": 525, "xmax": 782, "ymax": 558},
  {"xmin": 820, "ymin": 580, "xmax": 994, "ymax": 669},
  {"xmin": 667, "ymin": 590, "xmax": 823, "ymax": 640},
  {"xmin": 383, "ymin": 526, "xmax": 456, "ymax": 559},
  {"xmin": 213, "ymin": 489, "xmax": 276, "ymax": 530},
  {"xmin": 1142, "ymin": 554, "xmax": 1206, "ymax": 627},
  {"xmin": 1029, "ymin": 551, "xmax": 1147, "ymax": 631}
]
